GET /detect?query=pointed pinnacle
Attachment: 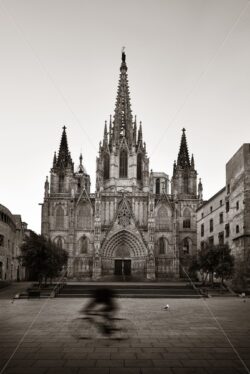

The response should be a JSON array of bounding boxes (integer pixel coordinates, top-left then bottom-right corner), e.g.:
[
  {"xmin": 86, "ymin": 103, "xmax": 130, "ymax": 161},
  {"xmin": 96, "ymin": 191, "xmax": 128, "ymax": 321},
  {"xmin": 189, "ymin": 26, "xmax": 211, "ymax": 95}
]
[
  {"xmin": 177, "ymin": 128, "xmax": 190, "ymax": 168},
  {"xmin": 191, "ymin": 154, "xmax": 195, "ymax": 169}
]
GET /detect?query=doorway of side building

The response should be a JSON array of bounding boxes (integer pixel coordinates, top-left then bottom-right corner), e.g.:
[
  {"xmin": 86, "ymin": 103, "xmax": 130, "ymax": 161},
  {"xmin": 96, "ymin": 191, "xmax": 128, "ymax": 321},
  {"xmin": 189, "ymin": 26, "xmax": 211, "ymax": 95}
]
[{"xmin": 114, "ymin": 259, "xmax": 131, "ymax": 276}]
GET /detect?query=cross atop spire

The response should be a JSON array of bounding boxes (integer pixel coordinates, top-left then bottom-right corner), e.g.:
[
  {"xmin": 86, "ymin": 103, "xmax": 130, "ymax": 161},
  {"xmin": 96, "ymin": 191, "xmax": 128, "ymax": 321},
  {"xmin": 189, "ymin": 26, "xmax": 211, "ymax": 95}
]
[
  {"xmin": 177, "ymin": 128, "xmax": 190, "ymax": 168},
  {"xmin": 122, "ymin": 46, "xmax": 126, "ymax": 63}
]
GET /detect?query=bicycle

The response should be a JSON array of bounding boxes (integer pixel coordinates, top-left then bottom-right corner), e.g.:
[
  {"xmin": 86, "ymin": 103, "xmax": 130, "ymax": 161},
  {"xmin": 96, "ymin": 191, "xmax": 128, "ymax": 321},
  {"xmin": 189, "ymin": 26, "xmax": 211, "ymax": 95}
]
[{"xmin": 69, "ymin": 311, "xmax": 137, "ymax": 340}]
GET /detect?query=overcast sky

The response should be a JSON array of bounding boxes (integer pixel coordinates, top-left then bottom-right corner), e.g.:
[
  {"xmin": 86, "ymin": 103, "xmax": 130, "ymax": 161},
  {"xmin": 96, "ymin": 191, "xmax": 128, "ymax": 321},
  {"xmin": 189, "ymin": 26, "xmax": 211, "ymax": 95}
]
[{"xmin": 0, "ymin": 0, "xmax": 250, "ymax": 233}]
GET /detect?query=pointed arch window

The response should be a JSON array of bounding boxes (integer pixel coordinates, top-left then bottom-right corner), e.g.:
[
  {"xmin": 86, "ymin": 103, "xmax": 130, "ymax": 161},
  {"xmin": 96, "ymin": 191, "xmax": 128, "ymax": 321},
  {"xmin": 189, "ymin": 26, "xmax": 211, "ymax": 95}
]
[
  {"xmin": 183, "ymin": 173, "xmax": 189, "ymax": 194},
  {"xmin": 137, "ymin": 153, "xmax": 142, "ymax": 180},
  {"xmin": 159, "ymin": 237, "xmax": 165, "ymax": 254},
  {"xmin": 119, "ymin": 149, "xmax": 128, "ymax": 178},
  {"xmin": 55, "ymin": 236, "xmax": 63, "ymax": 248},
  {"xmin": 156, "ymin": 205, "xmax": 171, "ymax": 231},
  {"xmin": 155, "ymin": 178, "xmax": 160, "ymax": 194},
  {"xmin": 183, "ymin": 237, "xmax": 192, "ymax": 254},
  {"xmin": 77, "ymin": 205, "xmax": 92, "ymax": 229},
  {"xmin": 59, "ymin": 174, "xmax": 64, "ymax": 193},
  {"xmin": 104, "ymin": 153, "xmax": 110, "ymax": 180},
  {"xmin": 79, "ymin": 236, "xmax": 88, "ymax": 254},
  {"xmin": 55, "ymin": 206, "xmax": 64, "ymax": 229},
  {"xmin": 183, "ymin": 208, "xmax": 191, "ymax": 228}
]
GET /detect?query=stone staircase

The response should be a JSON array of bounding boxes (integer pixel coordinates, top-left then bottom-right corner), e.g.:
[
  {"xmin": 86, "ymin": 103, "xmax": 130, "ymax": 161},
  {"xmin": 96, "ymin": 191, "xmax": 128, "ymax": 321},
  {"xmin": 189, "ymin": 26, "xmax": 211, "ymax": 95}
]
[{"xmin": 56, "ymin": 281, "xmax": 202, "ymax": 299}]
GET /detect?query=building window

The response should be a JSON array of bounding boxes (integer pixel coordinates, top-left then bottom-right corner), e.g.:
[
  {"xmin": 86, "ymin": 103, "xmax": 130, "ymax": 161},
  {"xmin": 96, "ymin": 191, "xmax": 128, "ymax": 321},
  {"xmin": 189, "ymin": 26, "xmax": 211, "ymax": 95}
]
[
  {"xmin": 226, "ymin": 201, "xmax": 230, "ymax": 213},
  {"xmin": 201, "ymin": 213, "xmax": 204, "ymax": 218},
  {"xmin": 208, "ymin": 236, "xmax": 214, "ymax": 246},
  {"xmin": 210, "ymin": 206, "xmax": 213, "ymax": 213},
  {"xmin": 236, "ymin": 201, "xmax": 239, "ymax": 210},
  {"xmin": 209, "ymin": 219, "xmax": 213, "ymax": 232},
  {"xmin": 137, "ymin": 153, "xmax": 142, "ymax": 180},
  {"xmin": 218, "ymin": 232, "xmax": 224, "ymax": 245},
  {"xmin": 55, "ymin": 206, "xmax": 64, "ymax": 229},
  {"xmin": 155, "ymin": 178, "xmax": 160, "ymax": 194},
  {"xmin": 155, "ymin": 205, "xmax": 170, "ymax": 231},
  {"xmin": 183, "ymin": 175, "xmax": 189, "ymax": 194},
  {"xmin": 59, "ymin": 174, "xmax": 64, "ymax": 193},
  {"xmin": 183, "ymin": 208, "xmax": 191, "ymax": 229},
  {"xmin": 201, "ymin": 241, "xmax": 205, "ymax": 250},
  {"xmin": 183, "ymin": 238, "xmax": 191, "ymax": 254},
  {"xmin": 0, "ymin": 235, "xmax": 4, "ymax": 246},
  {"xmin": 227, "ymin": 184, "xmax": 230, "ymax": 194},
  {"xmin": 55, "ymin": 236, "xmax": 63, "ymax": 248},
  {"xmin": 119, "ymin": 149, "xmax": 128, "ymax": 178},
  {"xmin": 79, "ymin": 236, "xmax": 88, "ymax": 254},
  {"xmin": 103, "ymin": 153, "xmax": 110, "ymax": 180},
  {"xmin": 220, "ymin": 200, "xmax": 223, "ymax": 206},
  {"xmin": 236, "ymin": 225, "xmax": 239, "ymax": 234},
  {"xmin": 183, "ymin": 219, "xmax": 191, "ymax": 228},
  {"xmin": 77, "ymin": 204, "xmax": 92, "ymax": 229},
  {"xmin": 225, "ymin": 223, "xmax": 230, "ymax": 237},
  {"xmin": 201, "ymin": 224, "xmax": 204, "ymax": 237},
  {"xmin": 159, "ymin": 237, "xmax": 165, "ymax": 254},
  {"xmin": 219, "ymin": 212, "xmax": 223, "ymax": 224}
]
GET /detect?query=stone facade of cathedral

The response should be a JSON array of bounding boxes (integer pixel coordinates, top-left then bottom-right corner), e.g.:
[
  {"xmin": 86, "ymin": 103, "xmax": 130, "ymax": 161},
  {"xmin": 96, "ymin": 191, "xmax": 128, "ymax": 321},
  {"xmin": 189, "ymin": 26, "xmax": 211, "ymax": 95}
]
[{"xmin": 41, "ymin": 52, "xmax": 203, "ymax": 280}]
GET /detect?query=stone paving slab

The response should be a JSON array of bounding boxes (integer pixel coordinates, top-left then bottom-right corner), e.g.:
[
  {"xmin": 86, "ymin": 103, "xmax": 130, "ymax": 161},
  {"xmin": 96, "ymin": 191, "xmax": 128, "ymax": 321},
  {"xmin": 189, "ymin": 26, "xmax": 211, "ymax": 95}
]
[{"xmin": 0, "ymin": 285, "xmax": 250, "ymax": 374}]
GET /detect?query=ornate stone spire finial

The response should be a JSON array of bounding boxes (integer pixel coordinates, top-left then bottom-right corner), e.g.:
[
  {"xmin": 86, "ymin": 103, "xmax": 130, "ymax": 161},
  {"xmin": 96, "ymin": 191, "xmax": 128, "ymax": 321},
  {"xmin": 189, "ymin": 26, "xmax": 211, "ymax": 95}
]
[
  {"xmin": 44, "ymin": 176, "xmax": 49, "ymax": 198},
  {"xmin": 191, "ymin": 154, "xmax": 195, "ymax": 169},
  {"xmin": 173, "ymin": 160, "xmax": 177, "ymax": 174},
  {"xmin": 198, "ymin": 178, "xmax": 203, "ymax": 200},
  {"xmin": 138, "ymin": 122, "xmax": 143, "ymax": 144},
  {"xmin": 103, "ymin": 120, "xmax": 108, "ymax": 142},
  {"xmin": 78, "ymin": 153, "xmax": 84, "ymax": 173}
]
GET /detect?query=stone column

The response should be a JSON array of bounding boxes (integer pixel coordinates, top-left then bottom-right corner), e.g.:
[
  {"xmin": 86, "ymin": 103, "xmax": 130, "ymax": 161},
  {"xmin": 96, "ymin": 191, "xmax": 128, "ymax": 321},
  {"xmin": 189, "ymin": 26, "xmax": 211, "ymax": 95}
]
[{"xmin": 92, "ymin": 194, "xmax": 102, "ymax": 279}]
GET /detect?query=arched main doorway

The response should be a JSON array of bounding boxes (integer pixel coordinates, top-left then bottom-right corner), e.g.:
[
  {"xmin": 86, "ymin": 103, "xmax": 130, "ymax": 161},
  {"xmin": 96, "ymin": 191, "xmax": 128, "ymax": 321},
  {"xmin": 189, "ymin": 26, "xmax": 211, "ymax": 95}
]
[{"xmin": 101, "ymin": 230, "xmax": 147, "ymax": 278}]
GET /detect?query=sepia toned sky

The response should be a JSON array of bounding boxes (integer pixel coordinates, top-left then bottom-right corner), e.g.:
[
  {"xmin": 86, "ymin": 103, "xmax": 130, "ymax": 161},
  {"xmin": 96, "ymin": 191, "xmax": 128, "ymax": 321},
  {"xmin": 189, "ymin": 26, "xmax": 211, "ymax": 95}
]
[{"xmin": 0, "ymin": 0, "xmax": 250, "ymax": 233}]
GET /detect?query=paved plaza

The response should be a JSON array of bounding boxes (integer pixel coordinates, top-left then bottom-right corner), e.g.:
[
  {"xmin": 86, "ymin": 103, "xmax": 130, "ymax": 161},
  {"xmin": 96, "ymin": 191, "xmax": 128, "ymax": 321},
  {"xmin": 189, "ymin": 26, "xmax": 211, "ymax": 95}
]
[{"xmin": 0, "ymin": 283, "xmax": 250, "ymax": 374}]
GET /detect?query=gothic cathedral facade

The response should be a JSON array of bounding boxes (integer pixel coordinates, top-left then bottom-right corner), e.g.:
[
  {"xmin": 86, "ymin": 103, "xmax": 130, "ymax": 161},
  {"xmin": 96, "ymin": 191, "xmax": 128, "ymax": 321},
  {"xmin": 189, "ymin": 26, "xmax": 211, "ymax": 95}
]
[{"xmin": 41, "ymin": 52, "xmax": 203, "ymax": 280}]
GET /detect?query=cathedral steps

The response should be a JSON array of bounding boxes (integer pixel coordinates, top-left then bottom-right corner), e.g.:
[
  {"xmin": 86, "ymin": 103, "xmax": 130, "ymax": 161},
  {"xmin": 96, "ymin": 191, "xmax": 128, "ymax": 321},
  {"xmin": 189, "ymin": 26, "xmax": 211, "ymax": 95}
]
[{"xmin": 56, "ymin": 281, "xmax": 202, "ymax": 299}]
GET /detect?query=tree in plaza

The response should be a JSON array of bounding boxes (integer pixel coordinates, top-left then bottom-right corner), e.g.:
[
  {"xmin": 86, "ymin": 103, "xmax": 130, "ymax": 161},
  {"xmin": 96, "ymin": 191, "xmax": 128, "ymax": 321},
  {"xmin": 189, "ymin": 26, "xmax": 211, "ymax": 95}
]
[
  {"xmin": 20, "ymin": 231, "xmax": 68, "ymax": 286},
  {"xmin": 189, "ymin": 243, "xmax": 234, "ymax": 285},
  {"xmin": 214, "ymin": 244, "xmax": 234, "ymax": 285}
]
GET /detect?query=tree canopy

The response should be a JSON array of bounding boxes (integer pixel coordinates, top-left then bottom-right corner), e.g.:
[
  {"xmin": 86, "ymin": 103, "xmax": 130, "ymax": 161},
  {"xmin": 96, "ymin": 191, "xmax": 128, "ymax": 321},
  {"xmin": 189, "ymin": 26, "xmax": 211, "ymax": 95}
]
[
  {"xmin": 20, "ymin": 232, "xmax": 68, "ymax": 285},
  {"xmin": 189, "ymin": 243, "xmax": 234, "ymax": 285}
]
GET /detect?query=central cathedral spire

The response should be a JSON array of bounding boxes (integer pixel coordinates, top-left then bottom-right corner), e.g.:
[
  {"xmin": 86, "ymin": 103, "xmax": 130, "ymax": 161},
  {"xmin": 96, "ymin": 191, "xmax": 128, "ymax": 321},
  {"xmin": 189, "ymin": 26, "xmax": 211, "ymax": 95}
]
[
  {"xmin": 112, "ymin": 49, "xmax": 133, "ymax": 147},
  {"xmin": 177, "ymin": 128, "xmax": 190, "ymax": 168}
]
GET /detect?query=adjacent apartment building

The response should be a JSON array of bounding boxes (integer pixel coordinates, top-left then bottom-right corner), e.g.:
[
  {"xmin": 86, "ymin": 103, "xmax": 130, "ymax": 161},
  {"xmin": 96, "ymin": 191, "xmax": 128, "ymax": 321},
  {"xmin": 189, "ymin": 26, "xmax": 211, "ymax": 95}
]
[
  {"xmin": 197, "ymin": 144, "xmax": 250, "ymax": 264},
  {"xmin": 0, "ymin": 204, "xmax": 29, "ymax": 281}
]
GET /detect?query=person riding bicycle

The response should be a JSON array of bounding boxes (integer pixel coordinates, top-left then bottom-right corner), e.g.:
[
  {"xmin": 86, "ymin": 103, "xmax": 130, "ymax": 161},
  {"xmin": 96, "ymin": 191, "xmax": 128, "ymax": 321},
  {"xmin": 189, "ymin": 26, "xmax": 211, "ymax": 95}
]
[{"xmin": 82, "ymin": 287, "xmax": 118, "ymax": 335}]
